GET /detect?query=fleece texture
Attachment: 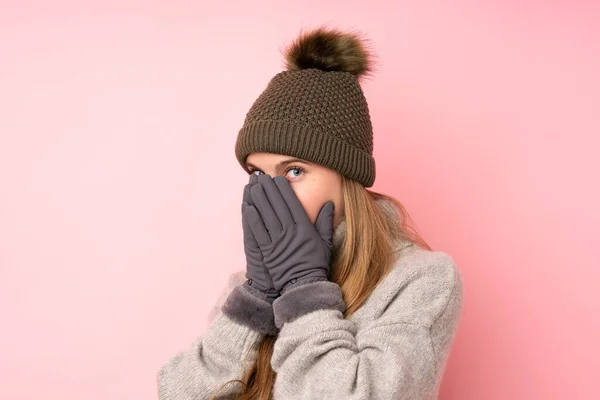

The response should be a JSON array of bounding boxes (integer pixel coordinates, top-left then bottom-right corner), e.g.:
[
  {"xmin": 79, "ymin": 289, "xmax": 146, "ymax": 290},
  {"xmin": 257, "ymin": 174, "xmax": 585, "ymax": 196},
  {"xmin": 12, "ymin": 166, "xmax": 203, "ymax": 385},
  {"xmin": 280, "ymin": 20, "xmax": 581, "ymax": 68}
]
[
  {"xmin": 222, "ymin": 283, "xmax": 278, "ymax": 337},
  {"xmin": 273, "ymin": 280, "xmax": 346, "ymax": 329}
]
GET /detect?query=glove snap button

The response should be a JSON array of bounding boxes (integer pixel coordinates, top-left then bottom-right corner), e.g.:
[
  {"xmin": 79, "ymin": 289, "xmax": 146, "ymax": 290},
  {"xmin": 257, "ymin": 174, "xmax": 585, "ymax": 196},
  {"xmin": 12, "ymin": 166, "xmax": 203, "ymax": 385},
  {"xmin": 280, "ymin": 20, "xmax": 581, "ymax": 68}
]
[
  {"xmin": 248, "ymin": 279, "xmax": 253, "ymax": 285},
  {"xmin": 291, "ymin": 278, "xmax": 297, "ymax": 284}
]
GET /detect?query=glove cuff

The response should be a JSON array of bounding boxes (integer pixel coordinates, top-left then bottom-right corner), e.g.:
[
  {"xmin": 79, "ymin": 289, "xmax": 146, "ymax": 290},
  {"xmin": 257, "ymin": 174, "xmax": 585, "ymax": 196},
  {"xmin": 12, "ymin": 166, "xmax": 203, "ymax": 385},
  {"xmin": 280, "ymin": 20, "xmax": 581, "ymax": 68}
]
[
  {"xmin": 222, "ymin": 285, "xmax": 278, "ymax": 336},
  {"xmin": 273, "ymin": 281, "xmax": 346, "ymax": 329}
]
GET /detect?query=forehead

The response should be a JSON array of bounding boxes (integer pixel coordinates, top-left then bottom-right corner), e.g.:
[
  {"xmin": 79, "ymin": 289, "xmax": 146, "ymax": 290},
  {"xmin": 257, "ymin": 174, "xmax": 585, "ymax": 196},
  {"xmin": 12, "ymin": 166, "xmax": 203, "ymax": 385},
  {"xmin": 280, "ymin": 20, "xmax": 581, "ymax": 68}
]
[{"xmin": 246, "ymin": 152, "xmax": 301, "ymax": 166}]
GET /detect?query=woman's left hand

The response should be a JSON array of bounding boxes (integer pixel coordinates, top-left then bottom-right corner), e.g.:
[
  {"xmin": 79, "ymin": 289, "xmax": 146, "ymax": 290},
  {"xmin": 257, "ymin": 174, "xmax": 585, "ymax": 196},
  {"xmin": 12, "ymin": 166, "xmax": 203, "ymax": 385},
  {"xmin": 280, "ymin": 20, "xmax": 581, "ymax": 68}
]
[{"xmin": 244, "ymin": 173, "xmax": 335, "ymax": 294}]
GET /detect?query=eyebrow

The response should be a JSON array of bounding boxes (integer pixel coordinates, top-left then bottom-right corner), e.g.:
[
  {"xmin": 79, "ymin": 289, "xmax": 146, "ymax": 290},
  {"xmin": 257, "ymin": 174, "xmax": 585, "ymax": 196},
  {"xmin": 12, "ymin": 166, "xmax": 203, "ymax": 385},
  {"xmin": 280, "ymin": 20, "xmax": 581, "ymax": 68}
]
[{"xmin": 246, "ymin": 158, "xmax": 310, "ymax": 174}]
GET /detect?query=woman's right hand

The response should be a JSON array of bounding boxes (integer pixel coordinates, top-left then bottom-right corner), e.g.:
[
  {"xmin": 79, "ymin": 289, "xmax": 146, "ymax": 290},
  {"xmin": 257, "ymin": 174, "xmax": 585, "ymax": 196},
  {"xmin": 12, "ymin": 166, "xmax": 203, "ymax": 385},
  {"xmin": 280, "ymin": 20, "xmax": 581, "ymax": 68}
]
[{"xmin": 241, "ymin": 174, "xmax": 279, "ymax": 303}]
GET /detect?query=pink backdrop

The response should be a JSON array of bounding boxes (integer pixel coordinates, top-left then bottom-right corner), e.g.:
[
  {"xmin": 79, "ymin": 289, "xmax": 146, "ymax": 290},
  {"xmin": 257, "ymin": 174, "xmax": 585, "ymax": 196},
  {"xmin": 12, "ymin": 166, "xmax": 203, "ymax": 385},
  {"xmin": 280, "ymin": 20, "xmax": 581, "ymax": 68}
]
[{"xmin": 1, "ymin": 1, "xmax": 599, "ymax": 399}]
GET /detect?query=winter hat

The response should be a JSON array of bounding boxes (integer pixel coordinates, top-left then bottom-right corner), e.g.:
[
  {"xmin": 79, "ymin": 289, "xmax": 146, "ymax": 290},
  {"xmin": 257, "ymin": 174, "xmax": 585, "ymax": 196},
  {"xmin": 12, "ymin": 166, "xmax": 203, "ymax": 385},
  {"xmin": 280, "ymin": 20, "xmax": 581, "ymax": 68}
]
[{"xmin": 234, "ymin": 27, "xmax": 376, "ymax": 187}]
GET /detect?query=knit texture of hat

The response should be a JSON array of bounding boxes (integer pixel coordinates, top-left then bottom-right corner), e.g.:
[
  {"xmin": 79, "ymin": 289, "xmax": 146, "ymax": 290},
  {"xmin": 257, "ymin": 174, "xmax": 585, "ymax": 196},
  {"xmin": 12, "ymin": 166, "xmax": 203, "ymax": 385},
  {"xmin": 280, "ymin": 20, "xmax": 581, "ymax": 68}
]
[{"xmin": 235, "ymin": 28, "xmax": 376, "ymax": 187}]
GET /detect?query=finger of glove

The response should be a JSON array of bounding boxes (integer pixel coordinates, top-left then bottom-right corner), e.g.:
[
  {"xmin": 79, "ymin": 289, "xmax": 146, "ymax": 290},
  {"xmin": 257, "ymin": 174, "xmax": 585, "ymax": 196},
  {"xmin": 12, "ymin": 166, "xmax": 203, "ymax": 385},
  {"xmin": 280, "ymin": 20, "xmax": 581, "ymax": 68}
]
[
  {"xmin": 242, "ymin": 206, "xmax": 271, "ymax": 290},
  {"xmin": 242, "ymin": 203, "xmax": 259, "ymax": 247},
  {"xmin": 243, "ymin": 183, "xmax": 253, "ymax": 206},
  {"xmin": 243, "ymin": 174, "xmax": 259, "ymax": 205},
  {"xmin": 315, "ymin": 201, "xmax": 335, "ymax": 245},
  {"xmin": 250, "ymin": 183, "xmax": 282, "ymax": 240},
  {"xmin": 257, "ymin": 174, "xmax": 294, "ymax": 228},
  {"xmin": 273, "ymin": 176, "xmax": 311, "ymax": 225},
  {"xmin": 242, "ymin": 202, "xmax": 272, "ymax": 246}
]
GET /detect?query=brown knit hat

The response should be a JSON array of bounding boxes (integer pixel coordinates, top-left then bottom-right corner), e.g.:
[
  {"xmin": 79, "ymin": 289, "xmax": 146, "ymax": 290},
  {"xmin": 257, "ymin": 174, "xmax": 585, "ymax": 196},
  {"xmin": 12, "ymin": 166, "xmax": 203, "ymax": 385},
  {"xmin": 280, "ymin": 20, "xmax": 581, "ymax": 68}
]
[{"xmin": 235, "ymin": 27, "xmax": 376, "ymax": 187}]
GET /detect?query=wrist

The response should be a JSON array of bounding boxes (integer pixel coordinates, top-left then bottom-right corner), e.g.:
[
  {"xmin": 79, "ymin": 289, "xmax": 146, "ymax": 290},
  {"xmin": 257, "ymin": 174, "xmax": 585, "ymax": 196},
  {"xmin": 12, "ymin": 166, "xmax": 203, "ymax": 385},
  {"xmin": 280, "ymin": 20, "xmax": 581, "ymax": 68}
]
[
  {"xmin": 222, "ymin": 284, "xmax": 278, "ymax": 336},
  {"xmin": 273, "ymin": 280, "xmax": 345, "ymax": 329},
  {"xmin": 243, "ymin": 280, "xmax": 278, "ymax": 304},
  {"xmin": 281, "ymin": 275, "xmax": 328, "ymax": 294}
]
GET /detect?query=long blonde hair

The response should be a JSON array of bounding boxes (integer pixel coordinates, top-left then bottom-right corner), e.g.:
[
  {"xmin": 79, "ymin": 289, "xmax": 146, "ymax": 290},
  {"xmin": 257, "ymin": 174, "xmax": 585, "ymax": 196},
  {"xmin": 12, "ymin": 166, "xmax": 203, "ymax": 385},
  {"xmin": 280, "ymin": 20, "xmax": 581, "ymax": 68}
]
[{"xmin": 210, "ymin": 177, "xmax": 430, "ymax": 399}]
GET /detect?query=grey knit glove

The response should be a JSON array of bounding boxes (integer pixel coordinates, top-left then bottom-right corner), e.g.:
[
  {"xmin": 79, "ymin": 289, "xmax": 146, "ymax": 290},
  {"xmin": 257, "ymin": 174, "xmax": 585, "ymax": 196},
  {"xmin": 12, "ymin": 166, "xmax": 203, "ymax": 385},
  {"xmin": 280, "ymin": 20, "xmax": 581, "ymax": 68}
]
[
  {"xmin": 241, "ymin": 174, "xmax": 279, "ymax": 303},
  {"xmin": 244, "ymin": 174, "xmax": 334, "ymax": 294}
]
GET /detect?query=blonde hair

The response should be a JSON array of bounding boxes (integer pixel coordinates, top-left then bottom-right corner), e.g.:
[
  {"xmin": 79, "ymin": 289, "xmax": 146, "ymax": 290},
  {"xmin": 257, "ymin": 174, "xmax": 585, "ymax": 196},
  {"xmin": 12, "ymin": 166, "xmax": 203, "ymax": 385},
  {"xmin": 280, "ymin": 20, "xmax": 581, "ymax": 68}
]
[{"xmin": 210, "ymin": 177, "xmax": 430, "ymax": 399}]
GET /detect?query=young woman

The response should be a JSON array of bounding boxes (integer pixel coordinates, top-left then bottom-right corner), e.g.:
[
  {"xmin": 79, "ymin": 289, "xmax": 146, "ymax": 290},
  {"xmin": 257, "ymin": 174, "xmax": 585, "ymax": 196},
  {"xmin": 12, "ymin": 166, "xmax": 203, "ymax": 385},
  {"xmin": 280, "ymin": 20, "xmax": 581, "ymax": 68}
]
[{"xmin": 158, "ymin": 27, "xmax": 463, "ymax": 400}]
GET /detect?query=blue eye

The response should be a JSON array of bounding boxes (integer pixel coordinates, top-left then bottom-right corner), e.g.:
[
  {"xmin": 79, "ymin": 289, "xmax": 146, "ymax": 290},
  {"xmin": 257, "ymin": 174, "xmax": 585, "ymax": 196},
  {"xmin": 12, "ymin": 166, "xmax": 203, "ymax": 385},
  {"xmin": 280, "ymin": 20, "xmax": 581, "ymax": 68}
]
[{"xmin": 285, "ymin": 167, "xmax": 304, "ymax": 179}]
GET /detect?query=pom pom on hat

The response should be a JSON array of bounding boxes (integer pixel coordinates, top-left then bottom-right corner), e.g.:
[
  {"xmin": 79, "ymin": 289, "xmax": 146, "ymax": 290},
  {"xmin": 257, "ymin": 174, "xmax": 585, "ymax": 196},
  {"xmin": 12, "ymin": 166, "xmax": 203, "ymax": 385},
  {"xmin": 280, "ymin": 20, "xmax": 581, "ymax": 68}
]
[{"xmin": 284, "ymin": 27, "xmax": 373, "ymax": 78}]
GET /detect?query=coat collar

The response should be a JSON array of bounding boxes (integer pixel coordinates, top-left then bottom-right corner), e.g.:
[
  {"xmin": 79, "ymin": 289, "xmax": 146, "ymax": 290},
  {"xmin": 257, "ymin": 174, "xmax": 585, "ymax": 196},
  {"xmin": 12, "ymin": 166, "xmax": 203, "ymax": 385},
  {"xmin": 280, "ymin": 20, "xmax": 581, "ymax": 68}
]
[{"xmin": 332, "ymin": 198, "xmax": 415, "ymax": 253}]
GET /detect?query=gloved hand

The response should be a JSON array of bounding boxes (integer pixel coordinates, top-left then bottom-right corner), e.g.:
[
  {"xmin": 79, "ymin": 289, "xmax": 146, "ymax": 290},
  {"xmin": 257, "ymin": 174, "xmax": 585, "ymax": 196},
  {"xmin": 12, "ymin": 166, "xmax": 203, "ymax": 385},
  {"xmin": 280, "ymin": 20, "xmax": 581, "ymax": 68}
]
[
  {"xmin": 244, "ymin": 173, "xmax": 335, "ymax": 294},
  {"xmin": 241, "ymin": 174, "xmax": 279, "ymax": 303}
]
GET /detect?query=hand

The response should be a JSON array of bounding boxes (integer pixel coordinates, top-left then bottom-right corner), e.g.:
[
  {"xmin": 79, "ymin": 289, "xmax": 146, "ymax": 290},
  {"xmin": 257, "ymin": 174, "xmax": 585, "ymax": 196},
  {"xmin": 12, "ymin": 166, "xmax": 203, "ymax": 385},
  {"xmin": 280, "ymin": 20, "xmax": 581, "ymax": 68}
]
[
  {"xmin": 241, "ymin": 174, "xmax": 279, "ymax": 303},
  {"xmin": 244, "ymin": 174, "xmax": 335, "ymax": 293}
]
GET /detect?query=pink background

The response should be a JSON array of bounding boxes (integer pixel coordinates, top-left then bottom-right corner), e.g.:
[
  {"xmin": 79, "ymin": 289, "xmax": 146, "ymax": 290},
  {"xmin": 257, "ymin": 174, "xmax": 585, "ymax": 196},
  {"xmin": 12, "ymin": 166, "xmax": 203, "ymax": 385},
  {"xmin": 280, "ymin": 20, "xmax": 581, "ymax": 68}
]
[{"xmin": 1, "ymin": 1, "xmax": 599, "ymax": 399}]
